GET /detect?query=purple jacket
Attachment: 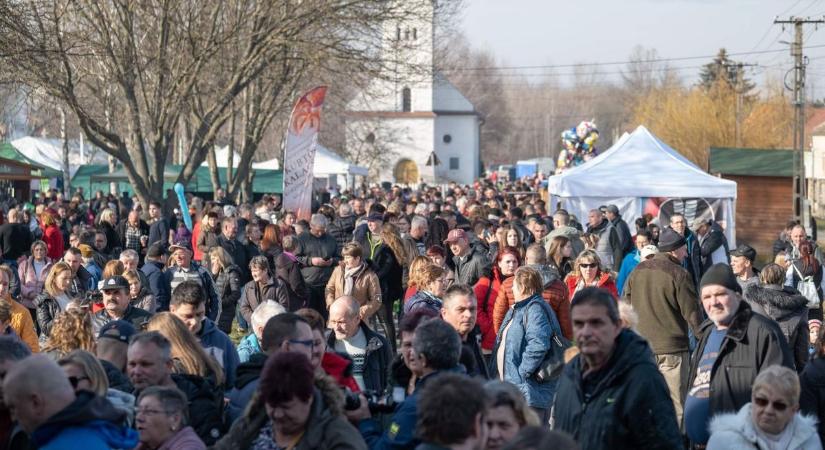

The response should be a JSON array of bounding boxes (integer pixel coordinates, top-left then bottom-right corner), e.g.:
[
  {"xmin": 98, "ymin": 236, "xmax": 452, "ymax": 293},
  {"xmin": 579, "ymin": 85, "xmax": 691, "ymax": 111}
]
[{"xmin": 156, "ymin": 426, "xmax": 205, "ymax": 450}]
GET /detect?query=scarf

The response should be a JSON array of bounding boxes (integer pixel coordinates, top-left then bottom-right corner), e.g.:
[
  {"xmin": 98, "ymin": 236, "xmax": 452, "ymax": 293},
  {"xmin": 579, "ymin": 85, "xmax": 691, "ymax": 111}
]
[{"xmin": 344, "ymin": 263, "xmax": 363, "ymax": 296}]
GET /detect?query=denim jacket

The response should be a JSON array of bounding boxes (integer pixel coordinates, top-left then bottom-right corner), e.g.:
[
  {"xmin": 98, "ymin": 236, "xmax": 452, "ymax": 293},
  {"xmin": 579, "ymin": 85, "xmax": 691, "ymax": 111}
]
[{"xmin": 492, "ymin": 293, "xmax": 563, "ymax": 409}]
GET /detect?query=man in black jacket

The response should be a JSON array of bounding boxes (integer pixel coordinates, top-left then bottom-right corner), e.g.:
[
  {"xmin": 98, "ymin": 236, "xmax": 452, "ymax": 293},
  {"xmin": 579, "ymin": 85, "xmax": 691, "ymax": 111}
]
[
  {"xmin": 0, "ymin": 209, "xmax": 32, "ymax": 267},
  {"xmin": 216, "ymin": 217, "xmax": 250, "ymax": 282},
  {"xmin": 295, "ymin": 214, "xmax": 340, "ymax": 317},
  {"xmin": 684, "ymin": 263, "xmax": 794, "ymax": 447},
  {"xmin": 96, "ymin": 320, "xmax": 137, "ymax": 394},
  {"xmin": 127, "ymin": 331, "xmax": 225, "ymax": 445},
  {"xmin": 440, "ymin": 284, "xmax": 489, "ymax": 379},
  {"xmin": 327, "ymin": 296, "xmax": 392, "ymax": 393},
  {"xmin": 328, "ymin": 203, "xmax": 357, "ymax": 250},
  {"xmin": 92, "ymin": 276, "xmax": 153, "ymax": 335},
  {"xmin": 553, "ymin": 287, "xmax": 682, "ymax": 450}
]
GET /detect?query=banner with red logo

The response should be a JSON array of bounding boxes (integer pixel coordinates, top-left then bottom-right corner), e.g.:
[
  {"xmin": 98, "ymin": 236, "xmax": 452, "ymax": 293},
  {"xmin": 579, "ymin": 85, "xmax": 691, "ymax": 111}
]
[{"xmin": 282, "ymin": 86, "xmax": 328, "ymax": 221}]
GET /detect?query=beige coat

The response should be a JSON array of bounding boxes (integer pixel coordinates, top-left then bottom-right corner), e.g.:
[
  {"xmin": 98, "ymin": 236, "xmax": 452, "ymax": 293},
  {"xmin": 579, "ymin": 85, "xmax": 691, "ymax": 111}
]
[{"xmin": 325, "ymin": 263, "xmax": 382, "ymax": 320}]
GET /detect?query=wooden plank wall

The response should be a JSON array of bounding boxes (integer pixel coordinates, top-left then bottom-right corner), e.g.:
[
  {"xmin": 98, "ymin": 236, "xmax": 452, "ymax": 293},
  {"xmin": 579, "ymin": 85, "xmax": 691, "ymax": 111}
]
[{"xmin": 724, "ymin": 175, "xmax": 793, "ymax": 263}]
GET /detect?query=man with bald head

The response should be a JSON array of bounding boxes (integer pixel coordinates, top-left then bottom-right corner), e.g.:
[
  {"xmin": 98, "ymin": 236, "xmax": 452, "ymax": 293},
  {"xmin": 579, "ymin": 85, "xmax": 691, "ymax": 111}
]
[
  {"xmin": 327, "ymin": 295, "xmax": 392, "ymax": 392},
  {"xmin": 3, "ymin": 355, "xmax": 137, "ymax": 449}
]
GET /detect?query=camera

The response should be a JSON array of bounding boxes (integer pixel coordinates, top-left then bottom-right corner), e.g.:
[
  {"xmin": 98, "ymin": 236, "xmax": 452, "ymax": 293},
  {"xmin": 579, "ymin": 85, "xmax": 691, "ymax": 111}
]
[{"xmin": 343, "ymin": 388, "xmax": 399, "ymax": 414}]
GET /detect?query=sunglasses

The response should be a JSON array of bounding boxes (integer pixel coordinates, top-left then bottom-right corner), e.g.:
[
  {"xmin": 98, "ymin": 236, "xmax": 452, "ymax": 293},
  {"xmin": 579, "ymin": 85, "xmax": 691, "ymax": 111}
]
[
  {"xmin": 579, "ymin": 263, "xmax": 598, "ymax": 269},
  {"xmin": 68, "ymin": 375, "xmax": 90, "ymax": 388},
  {"xmin": 753, "ymin": 396, "xmax": 789, "ymax": 411}
]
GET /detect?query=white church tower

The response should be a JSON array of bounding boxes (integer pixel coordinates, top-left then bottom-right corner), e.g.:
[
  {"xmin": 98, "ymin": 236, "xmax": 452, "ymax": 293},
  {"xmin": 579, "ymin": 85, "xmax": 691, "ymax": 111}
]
[{"xmin": 346, "ymin": 0, "xmax": 480, "ymax": 186}]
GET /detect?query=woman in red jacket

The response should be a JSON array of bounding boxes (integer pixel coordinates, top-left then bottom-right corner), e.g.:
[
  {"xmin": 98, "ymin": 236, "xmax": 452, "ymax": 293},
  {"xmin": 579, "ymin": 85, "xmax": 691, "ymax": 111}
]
[
  {"xmin": 564, "ymin": 249, "xmax": 618, "ymax": 300},
  {"xmin": 474, "ymin": 246, "xmax": 521, "ymax": 353},
  {"xmin": 40, "ymin": 212, "xmax": 64, "ymax": 261}
]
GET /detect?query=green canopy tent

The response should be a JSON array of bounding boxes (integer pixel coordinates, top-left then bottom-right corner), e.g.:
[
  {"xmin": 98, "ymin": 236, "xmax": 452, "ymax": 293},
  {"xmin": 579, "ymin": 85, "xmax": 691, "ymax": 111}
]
[
  {"xmin": 0, "ymin": 142, "xmax": 62, "ymax": 179},
  {"xmin": 73, "ymin": 164, "xmax": 283, "ymax": 195}
]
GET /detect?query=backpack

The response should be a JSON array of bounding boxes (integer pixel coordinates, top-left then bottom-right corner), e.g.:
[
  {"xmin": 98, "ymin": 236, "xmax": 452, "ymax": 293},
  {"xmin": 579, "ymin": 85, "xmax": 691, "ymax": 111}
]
[{"xmin": 792, "ymin": 263, "xmax": 821, "ymax": 309}]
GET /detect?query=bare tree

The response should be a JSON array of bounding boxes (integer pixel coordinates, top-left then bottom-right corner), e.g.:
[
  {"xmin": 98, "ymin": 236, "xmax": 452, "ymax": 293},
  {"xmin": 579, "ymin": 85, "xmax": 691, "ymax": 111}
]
[{"xmin": 0, "ymin": 0, "xmax": 453, "ymax": 206}]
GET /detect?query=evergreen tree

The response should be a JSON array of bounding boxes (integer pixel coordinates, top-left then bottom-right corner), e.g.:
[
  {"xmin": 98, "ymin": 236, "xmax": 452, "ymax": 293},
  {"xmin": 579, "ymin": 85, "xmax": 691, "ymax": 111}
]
[{"xmin": 699, "ymin": 48, "xmax": 755, "ymax": 95}]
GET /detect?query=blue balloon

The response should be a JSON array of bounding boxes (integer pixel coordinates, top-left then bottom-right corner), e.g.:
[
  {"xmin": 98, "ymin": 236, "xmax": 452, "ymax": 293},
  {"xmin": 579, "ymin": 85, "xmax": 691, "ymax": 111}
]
[{"xmin": 173, "ymin": 183, "xmax": 193, "ymax": 231}]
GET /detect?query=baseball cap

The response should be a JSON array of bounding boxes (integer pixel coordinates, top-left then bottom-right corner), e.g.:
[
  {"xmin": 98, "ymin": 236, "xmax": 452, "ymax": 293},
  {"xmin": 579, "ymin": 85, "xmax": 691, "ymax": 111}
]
[
  {"xmin": 443, "ymin": 229, "xmax": 468, "ymax": 244},
  {"xmin": 169, "ymin": 239, "xmax": 193, "ymax": 254},
  {"xmin": 730, "ymin": 244, "xmax": 756, "ymax": 262},
  {"xmin": 640, "ymin": 245, "xmax": 659, "ymax": 259},
  {"xmin": 691, "ymin": 217, "xmax": 710, "ymax": 232},
  {"xmin": 98, "ymin": 320, "xmax": 137, "ymax": 344},
  {"xmin": 100, "ymin": 275, "xmax": 130, "ymax": 291}
]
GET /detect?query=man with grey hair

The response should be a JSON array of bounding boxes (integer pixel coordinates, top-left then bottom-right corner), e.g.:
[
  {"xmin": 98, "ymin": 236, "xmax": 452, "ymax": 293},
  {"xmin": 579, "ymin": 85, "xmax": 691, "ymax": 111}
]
[
  {"xmin": 217, "ymin": 216, "xmax": 250, "ymax": 282},
  {"xmin": 683, "ymin": 264, "xmax": 793, "ymax": 447},
  {"xmin": 119, "ymin": 248, "xmax": 150, "ymax": 290},
  {"xmin": 0, "ymin": 336, "xmax": 32, "ymax": 449},
  {"xmin": 328, "ymin": 295, "xmax": 392, "ymax": 392},
  {"xmin": 127, "ymin": 331, "xmax": 224, "ymax": 444},
  {"xmin": 440, "ymin": 284, "xmax": 489, "ymax": 379},
  {"xmin": 4, "ymin": 354, "xmax": 138, "ymax": 449},
  {"xmin": 295, "ymin": 213, "xmax": 340, "ymax": 317},
  {"xmin": 328, "ymin": 202, "xmax": 357, "ymax": 249},
  {"xmin": 356, "ymin": 319, "xmax": 463, "ymax": 450},
  {"xmin": 405, "ymin": 215, "xmax": 428, "ymax": 257},
  {"xmin": 237, "ymin": 300, "xmax": 286, "ymax": 363}
]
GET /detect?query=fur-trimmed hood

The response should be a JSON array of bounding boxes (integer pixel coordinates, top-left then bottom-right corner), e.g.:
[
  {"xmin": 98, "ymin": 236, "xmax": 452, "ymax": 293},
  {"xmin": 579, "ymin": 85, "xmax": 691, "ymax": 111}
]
[
  {"xmin": 744, "ymin": 284, "xmax": 808, "ymax": 316},
  {"xmin": 707, "ymin": 403, "xmax": 821, "ymax": 450}
]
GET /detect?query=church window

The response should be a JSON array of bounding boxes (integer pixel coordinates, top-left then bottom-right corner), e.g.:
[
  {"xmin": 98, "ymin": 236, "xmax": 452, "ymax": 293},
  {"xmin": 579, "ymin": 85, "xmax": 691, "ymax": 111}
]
[
  {"xmin": 405, "ymin": 28, "xmax": 410, "ymax": 40},
  {"xmin": 443, "ymin": 134, "xmax": 452, "ymax": 144},
  {"xmin": 402, "ymin": 87, "xmax": 411, "ymax": 112},
  {"xmin": 413, "ymin": 28, "xmax": 418, "ymax": 40},
  {"xmin": 449, "ymin": 157, "xmax": 460, "ymax": 170},
  {"xmin": 365, "ymin": 132, "xmax": 375, "ymax": 144},
  {"xmin": 396, "ymin": 26, "xmax": 401, "ymax": 41}
]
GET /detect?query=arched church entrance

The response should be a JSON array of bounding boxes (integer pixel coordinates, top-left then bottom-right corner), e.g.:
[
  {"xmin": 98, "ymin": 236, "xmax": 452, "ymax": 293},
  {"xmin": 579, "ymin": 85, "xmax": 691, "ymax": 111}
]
[{"xmin": 394, "ymin": 159, "xmax": 419, "ymax": 185}]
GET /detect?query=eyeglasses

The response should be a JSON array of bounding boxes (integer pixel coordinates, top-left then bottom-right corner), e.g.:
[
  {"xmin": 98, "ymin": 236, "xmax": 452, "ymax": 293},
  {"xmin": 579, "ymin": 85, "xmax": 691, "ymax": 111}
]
[
  {"xmin": 444, "ymin": 278, "xmax": 455, "ymax": 286},
  {"xmin": 328, "ymin": 319, "xmax": 350, "ymax": 326},
  {"xmin": 68, "ymin": 375, "xmax": 90, "ymax": 388},
  {"xmin": 753, "ymin": 396, "xmax": 789, "ymax": 411},
  {"xmin": 288, "ymin": 339, "xmax": 315, "ymax": 349},
  {"xmin": 579, "ymin": 263, "xmax": 598, "ymax": 269},
  {"xmin": 136, "ymin": 408, "xmax": 171, "ymax": 416}
]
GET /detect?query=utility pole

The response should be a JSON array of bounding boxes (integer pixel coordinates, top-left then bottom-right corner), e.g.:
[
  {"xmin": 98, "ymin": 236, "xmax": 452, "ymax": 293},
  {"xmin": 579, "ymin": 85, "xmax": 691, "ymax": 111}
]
[
  {"xmin": 775, "ymin": 16, "xmax": 825, "ymax": 225},
  {"xmin": 724, "ymin": 61, "xmax": 757, "ymax": 148}
]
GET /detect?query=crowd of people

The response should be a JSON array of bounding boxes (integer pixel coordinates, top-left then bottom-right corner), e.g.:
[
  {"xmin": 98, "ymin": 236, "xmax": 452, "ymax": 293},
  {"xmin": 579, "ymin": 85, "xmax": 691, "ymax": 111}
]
[{"xmin": 0, "ymin": 179, "xmax": 824, "ymax": 449}]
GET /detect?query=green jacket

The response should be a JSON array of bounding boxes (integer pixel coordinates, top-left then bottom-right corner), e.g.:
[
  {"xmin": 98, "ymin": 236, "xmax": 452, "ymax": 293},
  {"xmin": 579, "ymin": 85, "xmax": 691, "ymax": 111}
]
[{"xmin": 623, "ymin": 253, "xmax": 702, "ymax": 354}]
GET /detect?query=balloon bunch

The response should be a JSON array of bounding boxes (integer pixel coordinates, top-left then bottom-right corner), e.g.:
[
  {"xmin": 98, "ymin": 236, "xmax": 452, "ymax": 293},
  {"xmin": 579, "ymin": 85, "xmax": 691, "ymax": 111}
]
[{"xmin": 556, "ymin": 121, "xmax": 599, "ymax": 172}]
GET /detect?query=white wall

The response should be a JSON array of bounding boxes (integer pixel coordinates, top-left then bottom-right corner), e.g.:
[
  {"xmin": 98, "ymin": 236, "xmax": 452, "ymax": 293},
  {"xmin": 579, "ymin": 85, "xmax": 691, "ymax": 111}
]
[
  {"xmin": 346, "ymin": 116, "xmax": 436, "ymax": 183},
  {"xmin": 434, "ymin": 115, "xmax": 479, "ymax": 185}
]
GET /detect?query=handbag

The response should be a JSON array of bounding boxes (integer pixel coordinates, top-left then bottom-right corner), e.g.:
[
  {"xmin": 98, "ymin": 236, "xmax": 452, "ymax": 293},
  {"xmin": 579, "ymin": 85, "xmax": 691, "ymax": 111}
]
[
  {"xmin": 791, "ymin": 263, "xmax": 821, "ymax": 309},
  {"xmin": 521, "ymin": 299, "xmax": 570, "ymax": 383}
]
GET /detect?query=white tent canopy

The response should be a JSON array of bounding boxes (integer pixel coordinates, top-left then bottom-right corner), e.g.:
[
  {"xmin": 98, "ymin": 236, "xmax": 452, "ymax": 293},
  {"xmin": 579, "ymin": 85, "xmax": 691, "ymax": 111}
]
[
  {"xmin": 251, "ymin": 145, "xmax": 367, "ymax": 177},
  {"xmin": 547, "ymin": 125, "xmax": 738, "ymax": 244},
  {"xmin": 12, "ymin": 136, "xmax": 108, "ymax": 174},
  {"xmin": 201, "ymin": 146, "xmax": 243, "ymax": 168}
]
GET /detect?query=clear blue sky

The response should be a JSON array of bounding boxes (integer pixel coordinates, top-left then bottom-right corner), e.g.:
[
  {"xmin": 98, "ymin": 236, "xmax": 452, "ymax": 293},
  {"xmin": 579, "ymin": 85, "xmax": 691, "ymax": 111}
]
[{"xmin": 459, "ymin": 0, "xmax": 825, "ymax": 95}]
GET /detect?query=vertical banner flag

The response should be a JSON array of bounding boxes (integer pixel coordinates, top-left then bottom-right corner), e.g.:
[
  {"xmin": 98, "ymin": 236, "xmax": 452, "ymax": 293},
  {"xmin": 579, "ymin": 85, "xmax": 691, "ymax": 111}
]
[{"xmin": 282, "ymin": 86, "xmax": 327, "ymax": 221}]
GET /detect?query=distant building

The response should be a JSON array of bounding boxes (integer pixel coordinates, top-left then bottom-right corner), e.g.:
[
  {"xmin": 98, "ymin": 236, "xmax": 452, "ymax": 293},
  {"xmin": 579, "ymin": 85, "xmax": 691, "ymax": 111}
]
[{"xmin": 345, "ymin": 0, "xmax": 480, "ymax": 185}]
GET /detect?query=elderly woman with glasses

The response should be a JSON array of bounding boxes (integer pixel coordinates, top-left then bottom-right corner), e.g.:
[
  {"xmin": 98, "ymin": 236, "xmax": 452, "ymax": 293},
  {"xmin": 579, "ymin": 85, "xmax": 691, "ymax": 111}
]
[
  {"xmin": 707, "ymin": 365, "xmax": 821, "ymax": 449},
  {"xmin": 135, "ymin": 386, "xmax": 206, "ymax": 450},
  {"xmin": 564, "ymin": 250, "xmax": 618, "ymax": 300}
]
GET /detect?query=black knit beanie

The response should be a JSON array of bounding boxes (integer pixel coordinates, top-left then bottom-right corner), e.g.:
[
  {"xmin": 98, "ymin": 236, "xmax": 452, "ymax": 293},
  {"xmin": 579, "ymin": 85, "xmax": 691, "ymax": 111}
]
[
  {"xmin": 657, "ymin": 228, "xmax": 686, "ymax": 253},
  {"xmin": 700, "ymin": 263, "xmax": 742, "ymax": 294}
]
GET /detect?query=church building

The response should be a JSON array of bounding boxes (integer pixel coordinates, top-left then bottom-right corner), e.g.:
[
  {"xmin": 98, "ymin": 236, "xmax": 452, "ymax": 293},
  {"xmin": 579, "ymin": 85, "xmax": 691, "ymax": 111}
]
[{"xmin": 345, "ymin": 1, "xmax": 481, "ymax": 186}]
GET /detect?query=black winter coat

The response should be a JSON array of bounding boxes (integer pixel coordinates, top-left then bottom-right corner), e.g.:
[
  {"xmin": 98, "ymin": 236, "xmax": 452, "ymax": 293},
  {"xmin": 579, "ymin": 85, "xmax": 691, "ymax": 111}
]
[
  {"xmin": 326, "ymin": 322, "xmax": 392, "ymax": 393},
  {"xmin": 295, "ymin": 232, "xmax": 340, "ymax": 286},
  {"xmin": 372, "ymin": 244, "xmax": 404, "ymax": 304},
  {"xmin": 33, "ymin": 291, "xmax": 61, "ymax": 338},
  {"xmin": 100, "ymin": 359, "xmax": 134, "ymax": 394},
  {"xmin": 744, "ymin": 283, "xmax": 809, "ymax": 372},
  {"xmin": 212, "ymin": 264, "xmax": 243, "ymax": 333},
  {"xmin": 687, "ymin": 301, "xmax": 794, "ymax": 417},
  {"xmin": 172, "ymin": 373, "xmax": 225, "ymax": 445},
  {"xmin": 275, "ymin": 252, "xmax": 309, "ymax": 309},
  {"xmin": 553, "ymin": 329, "xmax": 683, "ymax": 450},
  {"xmin": 216, "ymin": 235, "xmax": 250, "ymax": 282},
  {"xmin": 328, "ymin": 215, "xmax": 356, "ymax": 249},
  {"xmin": 800, "ymin": 356, "xmax": 825, "ymax": 444}
]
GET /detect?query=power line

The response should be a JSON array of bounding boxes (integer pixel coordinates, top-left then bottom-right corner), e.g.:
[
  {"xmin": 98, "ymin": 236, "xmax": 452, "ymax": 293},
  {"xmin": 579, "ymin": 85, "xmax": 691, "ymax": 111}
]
[{"xmin": 440, "ymin": 44, "xmax": 825, "ymax": 73}]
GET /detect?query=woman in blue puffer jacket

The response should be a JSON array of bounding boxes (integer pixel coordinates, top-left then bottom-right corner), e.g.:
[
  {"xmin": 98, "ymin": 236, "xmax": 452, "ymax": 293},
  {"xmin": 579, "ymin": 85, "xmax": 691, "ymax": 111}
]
[{"xmin": 492, "ymin": 265, "xmax": 564, "ymax": 422}]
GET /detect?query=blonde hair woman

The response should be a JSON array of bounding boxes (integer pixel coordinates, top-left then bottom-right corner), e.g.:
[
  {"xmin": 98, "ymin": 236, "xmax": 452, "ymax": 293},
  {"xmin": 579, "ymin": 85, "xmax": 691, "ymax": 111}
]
[
  {"xmin": 208, "ymin": 246, "xmax": 242, "ymax": 334},
  {"xmin": 42, "ymin": 308, "xmax": 96, "ymax": 359},
  {"xmin": 404, "ymin": 255, "xmax": 433, "ymax": 301},
  {"xmin": 707, "ymin": 365, "xmax": 820, "ymax": 449},
  {"xmin": 34, "ymin": 261, "xmax": 74, "ymax": 336},
  {"xmin": 59, "ymin": 349, "xmax": 136, "ymax": 426},
  {"xmin": 146, "ymin": 313, "xmax": 225, "ymax": 387},
  {"xmin": 564, "ymin": 250, "xmax": 618, "ymax": 300},
  {"xmin": 123, "ymin": 269, "xmax": 156, "ymax": 313},
  {"xmin": 0, "ymin": 265, "xmax": 38, "ymax": 351},
  {"xmin": 19, "ymin": 240, "xmax": 53, "ymax": 309},
  {"xmin": 374, "ymin": 223, "xmax": 408, "ymax": 343},
  {"xmin": 495, "ymin": 266, "xmax": 564, "ymax": 422}
]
